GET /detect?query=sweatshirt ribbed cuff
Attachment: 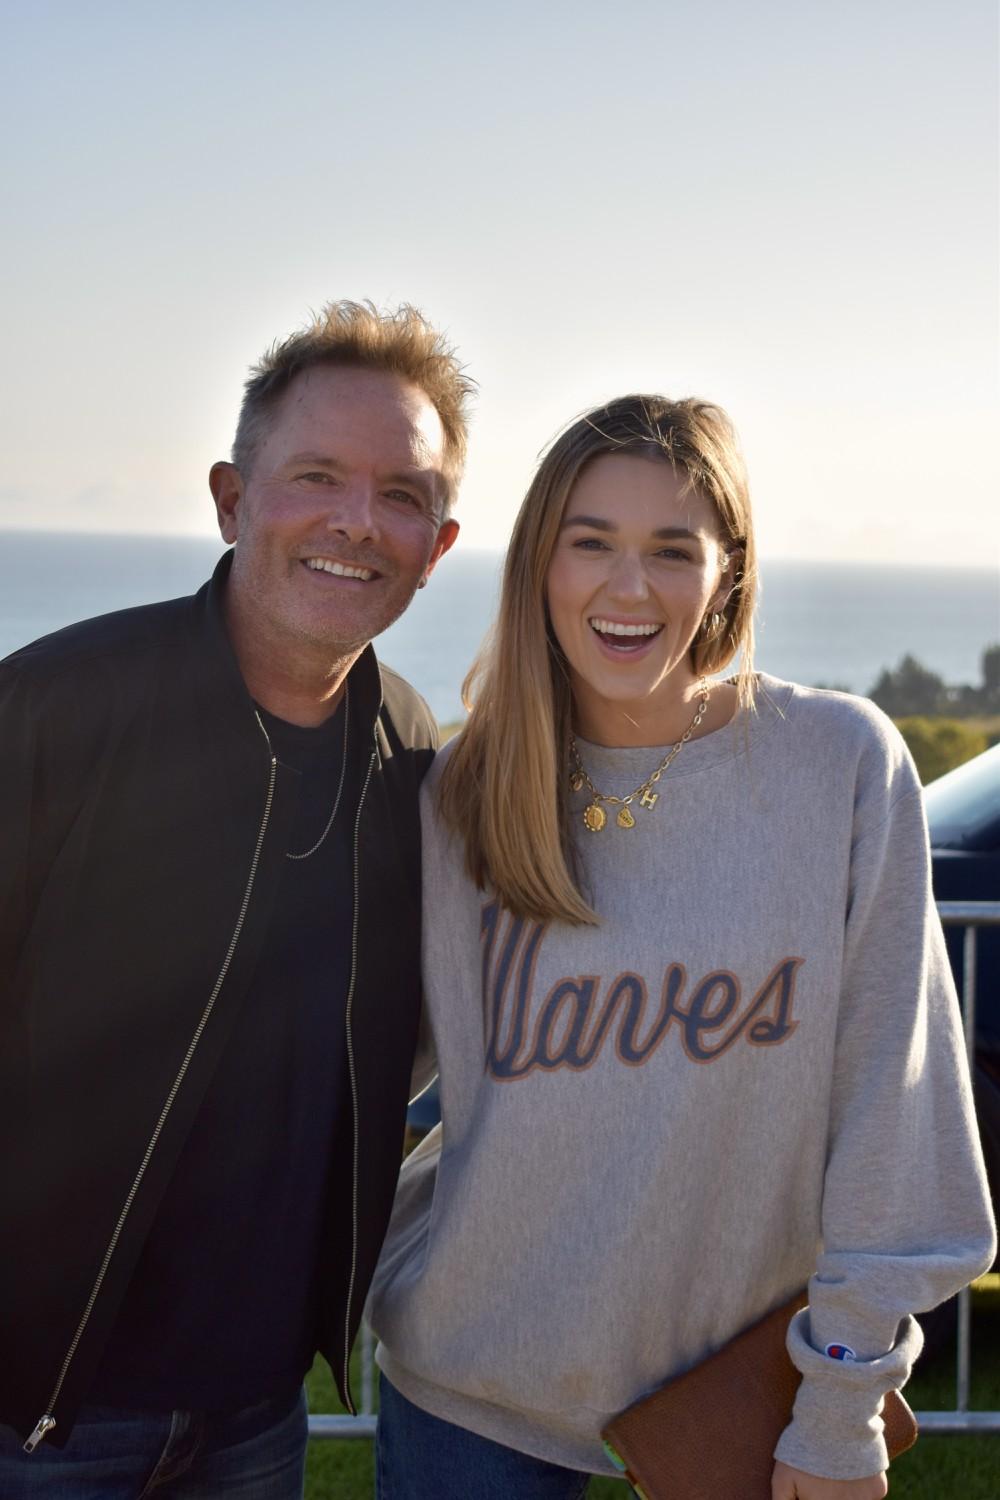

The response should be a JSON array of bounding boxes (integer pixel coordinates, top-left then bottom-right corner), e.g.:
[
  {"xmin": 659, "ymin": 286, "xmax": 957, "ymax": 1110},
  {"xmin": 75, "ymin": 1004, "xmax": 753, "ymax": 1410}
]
[{"xmin": 773, "ymin": 1309, "xmax": 921, "ymax": 1480}]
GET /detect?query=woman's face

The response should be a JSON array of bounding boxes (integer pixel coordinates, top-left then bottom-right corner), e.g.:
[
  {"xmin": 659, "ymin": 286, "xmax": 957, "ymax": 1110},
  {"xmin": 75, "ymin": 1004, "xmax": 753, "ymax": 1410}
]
[{"xmin": 545, "ymin": 453, "xmax": 732, "ymax": 740}]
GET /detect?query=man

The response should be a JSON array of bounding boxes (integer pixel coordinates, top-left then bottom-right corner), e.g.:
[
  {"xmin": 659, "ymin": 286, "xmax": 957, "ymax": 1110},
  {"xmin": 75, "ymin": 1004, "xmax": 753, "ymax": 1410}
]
[{"xmin": 0, "ymin": 301, "xmax": 469, "ymax": 1496}]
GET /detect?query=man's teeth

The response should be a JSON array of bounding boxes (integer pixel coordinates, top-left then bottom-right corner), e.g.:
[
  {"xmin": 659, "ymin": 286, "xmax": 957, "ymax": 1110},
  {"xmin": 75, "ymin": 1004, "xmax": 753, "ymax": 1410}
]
[
  {"xmin": 305, "ymin": 558, "xmax": 376, "ymax": 581},
  {"xmin": 589, "ymin": 618, "xmax": 662, "ymax": 638}
]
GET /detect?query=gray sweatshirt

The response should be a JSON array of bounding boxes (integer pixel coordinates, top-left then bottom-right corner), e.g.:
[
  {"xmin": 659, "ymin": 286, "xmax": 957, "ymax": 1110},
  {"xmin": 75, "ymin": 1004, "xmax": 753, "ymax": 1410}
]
[{"xmin": 370, "ymin": 676, "xmax": 996, "ymax": 1480}]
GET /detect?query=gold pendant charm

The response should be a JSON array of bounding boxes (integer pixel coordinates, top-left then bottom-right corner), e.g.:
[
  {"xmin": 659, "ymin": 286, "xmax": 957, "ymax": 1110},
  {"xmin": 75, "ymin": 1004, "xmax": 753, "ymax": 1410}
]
[
  {"xmin": 583, "ymin": 802, "xmax": 607, "ymax": 833},
  {"xmin": 569, "ymin": 771, "xmax": 585, "ymax": 793},
  {"xmin": 639, "ymin": 788, "xmax": 659, "ymax": 811},
  {"xmin": 616, "ymin": 806, "xmax": 636, "ymax": 829}
]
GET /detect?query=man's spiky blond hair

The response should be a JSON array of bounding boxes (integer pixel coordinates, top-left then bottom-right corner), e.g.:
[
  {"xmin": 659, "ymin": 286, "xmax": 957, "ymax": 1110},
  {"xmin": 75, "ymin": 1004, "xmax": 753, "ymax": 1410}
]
[{"xmin": 232, "ymin": 300, "xmax": 474, "ymax": 512}]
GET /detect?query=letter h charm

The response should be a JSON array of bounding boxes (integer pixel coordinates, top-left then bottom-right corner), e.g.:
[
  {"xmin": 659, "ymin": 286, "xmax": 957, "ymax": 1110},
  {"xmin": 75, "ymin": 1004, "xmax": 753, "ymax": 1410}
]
[{"xmin": 639, "ymin": 789, "xmax": 659, "ymax": 810}]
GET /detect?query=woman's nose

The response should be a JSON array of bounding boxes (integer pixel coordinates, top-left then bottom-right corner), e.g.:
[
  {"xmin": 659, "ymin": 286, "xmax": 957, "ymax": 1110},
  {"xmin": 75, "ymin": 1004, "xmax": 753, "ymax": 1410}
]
[{"xmin": 605, "ymin": 552, "xmax": 649, "ymax": 602}]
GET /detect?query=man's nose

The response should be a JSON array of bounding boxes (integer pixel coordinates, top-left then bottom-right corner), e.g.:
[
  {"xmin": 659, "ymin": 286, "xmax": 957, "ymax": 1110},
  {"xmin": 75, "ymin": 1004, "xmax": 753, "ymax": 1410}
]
[{"xmin": 324, "ymin": 483, "xmax": 381, "ymax": 544}]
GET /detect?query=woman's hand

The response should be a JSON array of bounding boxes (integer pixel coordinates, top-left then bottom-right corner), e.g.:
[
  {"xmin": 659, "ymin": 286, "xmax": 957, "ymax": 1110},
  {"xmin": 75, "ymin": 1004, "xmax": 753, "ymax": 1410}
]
[{"xmin": 771, "ymin": 1460, "xmax": 888, "ymax": 1499}]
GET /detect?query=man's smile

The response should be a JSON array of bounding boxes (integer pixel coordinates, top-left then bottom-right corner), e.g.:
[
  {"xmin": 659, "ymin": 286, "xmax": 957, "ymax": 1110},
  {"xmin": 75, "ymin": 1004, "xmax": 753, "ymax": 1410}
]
[{"xmin": 302, "ymin": 556, "xmax": 382, "ymax": 583}]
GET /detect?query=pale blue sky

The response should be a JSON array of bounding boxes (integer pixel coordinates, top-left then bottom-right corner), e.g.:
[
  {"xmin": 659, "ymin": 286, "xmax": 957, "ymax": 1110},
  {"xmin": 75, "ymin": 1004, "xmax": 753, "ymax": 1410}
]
[{"xmin": 2, "ymin": 0, "xmax": 997, "ymax": 566}]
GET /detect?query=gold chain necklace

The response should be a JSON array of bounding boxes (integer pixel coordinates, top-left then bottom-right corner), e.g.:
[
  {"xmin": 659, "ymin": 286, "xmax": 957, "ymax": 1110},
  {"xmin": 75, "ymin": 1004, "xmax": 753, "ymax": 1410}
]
[{"xmin": 568, "ymin": 678, "xmax": 710, "ymax": 832}]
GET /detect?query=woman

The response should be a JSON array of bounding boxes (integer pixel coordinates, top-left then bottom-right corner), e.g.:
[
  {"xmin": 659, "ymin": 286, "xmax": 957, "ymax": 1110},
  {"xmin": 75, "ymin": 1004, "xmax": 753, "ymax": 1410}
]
[{"xmin": 370, "ymin": 395, "xmax": 995, "ymax": 1499}]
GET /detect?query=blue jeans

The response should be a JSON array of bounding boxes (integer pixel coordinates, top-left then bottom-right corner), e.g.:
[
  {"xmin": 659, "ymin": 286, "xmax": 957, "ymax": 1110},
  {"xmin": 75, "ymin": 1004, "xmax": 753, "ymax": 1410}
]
[
  {"xmin": 376, "ymin": 1375, "xmax": 592, "ymax": 1499},
  {"xmin": 0, "ymin": 1387, "xmax": 307, "ymax": 1499}
]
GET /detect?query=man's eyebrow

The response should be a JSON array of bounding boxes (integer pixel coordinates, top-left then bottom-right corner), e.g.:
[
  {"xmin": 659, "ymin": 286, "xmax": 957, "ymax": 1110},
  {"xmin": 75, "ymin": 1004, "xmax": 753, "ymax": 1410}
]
[
  {"xmin": 381, "ymin": 469, "xmax": 437, "ymax": 501},
  {"xmin": 285, "ymin": 454, "xmax": 437, "ymax": 501},
  {"xmin": 560, "ymin": 515, "xmax": 703, "ymax": 541},
  {"xmin": 285, "ymin": 452, "xmax": 349, "ymax": 470}
]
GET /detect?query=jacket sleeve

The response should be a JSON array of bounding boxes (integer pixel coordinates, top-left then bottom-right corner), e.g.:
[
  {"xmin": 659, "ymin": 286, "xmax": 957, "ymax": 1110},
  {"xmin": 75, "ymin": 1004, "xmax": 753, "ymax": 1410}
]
[
  {"xmin": 774, "ymin": 774, "xmax": 997, "ymax": 1480},
  {"xmin": 0, "ymin": 665, "xmax": 38, "ymax": 995}
]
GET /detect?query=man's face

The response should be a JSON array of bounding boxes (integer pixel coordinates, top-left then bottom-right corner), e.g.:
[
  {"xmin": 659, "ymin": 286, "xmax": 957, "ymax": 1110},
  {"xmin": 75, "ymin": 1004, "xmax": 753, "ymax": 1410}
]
[{"xmin": 211, "ymin": 365, "xmax": 459, "ymax": 662}]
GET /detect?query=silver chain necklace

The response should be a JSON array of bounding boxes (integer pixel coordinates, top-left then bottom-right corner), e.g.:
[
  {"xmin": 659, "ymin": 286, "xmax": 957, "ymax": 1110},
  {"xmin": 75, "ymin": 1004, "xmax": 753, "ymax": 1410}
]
[{"xmin": 285, "ymin": 685, "xmax": 350, "ymax": 861}]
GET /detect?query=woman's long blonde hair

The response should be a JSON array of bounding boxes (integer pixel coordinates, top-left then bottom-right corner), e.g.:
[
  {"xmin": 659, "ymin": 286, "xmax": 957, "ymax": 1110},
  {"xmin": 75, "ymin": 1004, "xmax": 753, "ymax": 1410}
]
[{"xmin": 439, "ymin": 394, "xmax": 758, "ymax": 926}]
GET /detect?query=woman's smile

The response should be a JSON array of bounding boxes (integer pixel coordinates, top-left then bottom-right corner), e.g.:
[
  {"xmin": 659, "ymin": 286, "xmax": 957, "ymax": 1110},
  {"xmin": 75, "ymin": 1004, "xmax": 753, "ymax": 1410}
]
[{"xmin": 587, "ymin": 615, "xmax": 665, "ymax": 658}]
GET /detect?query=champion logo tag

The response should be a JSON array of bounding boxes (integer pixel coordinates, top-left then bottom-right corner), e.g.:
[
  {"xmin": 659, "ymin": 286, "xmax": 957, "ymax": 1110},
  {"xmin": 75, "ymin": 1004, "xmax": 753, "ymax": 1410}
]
[{"xmin": 826, "ymin": 1342, "xmax": 857, "ymax": 1361}]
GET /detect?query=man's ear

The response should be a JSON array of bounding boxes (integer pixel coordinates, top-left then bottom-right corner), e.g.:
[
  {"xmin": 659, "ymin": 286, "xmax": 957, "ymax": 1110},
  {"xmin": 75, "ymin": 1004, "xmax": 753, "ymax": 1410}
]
[
  {"xmin": 418, "ymin": 518, "xmax": 460, "ymax": 587},
  {"xmin": 210, "ymin": 462, "xmax": 244, "ymax": 544}
]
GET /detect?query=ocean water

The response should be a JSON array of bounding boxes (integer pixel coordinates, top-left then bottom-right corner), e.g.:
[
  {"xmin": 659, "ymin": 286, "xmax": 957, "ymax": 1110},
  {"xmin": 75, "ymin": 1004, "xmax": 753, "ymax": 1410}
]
[{"xmin": 1, "ymin": 530, "xmax": 997, "ymax": 723}]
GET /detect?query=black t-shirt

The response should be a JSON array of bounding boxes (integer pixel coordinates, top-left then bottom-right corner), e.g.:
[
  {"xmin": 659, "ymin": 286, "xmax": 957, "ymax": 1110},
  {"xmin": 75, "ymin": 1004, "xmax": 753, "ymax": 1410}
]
[{"xmin": 92, "ymin": 700, "xmax": 356, "ymax": 1410}]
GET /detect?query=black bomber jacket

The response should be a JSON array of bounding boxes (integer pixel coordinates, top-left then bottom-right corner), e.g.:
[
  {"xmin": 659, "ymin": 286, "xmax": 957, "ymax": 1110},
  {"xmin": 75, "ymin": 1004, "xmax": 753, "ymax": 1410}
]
[{"xmin": 0, "ymin": 552, "xmax": 435, "ymax": 1449}]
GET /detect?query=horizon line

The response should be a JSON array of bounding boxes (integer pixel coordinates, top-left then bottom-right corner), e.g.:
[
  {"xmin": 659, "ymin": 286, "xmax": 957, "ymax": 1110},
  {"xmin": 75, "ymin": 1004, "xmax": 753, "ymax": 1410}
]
[{"xmin": 1, "ymin": 524, "xmax": 997, "ymax": 578}]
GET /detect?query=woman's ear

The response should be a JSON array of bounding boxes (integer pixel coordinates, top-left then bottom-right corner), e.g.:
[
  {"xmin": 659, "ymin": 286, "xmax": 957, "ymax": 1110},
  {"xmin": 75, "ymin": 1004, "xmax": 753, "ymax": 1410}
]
[{"xmin": 712, "ymin": 543, "xmax": 742, "ymax": 614}]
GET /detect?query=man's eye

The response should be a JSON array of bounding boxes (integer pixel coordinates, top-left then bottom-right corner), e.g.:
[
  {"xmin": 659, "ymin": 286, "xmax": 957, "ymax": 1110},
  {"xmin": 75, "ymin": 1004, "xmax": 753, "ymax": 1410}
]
[
  {"xmin": 385, "ymin": 489, "xmax": 421, "ymax": 507},
  {"xmin": 298, "ymin": 472, "xmax": 335, "ymax": 484}
]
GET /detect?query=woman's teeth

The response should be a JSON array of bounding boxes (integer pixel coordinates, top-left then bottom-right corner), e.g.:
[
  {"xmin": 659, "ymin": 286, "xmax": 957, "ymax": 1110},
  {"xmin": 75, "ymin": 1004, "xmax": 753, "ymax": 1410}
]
[
  {"xmin": 590, "ymin": 618, "xmax": 659, "ymax": 648},
  {"xmin": 590, "ymin": 618, "xmax": 659, "ymax": 636}
]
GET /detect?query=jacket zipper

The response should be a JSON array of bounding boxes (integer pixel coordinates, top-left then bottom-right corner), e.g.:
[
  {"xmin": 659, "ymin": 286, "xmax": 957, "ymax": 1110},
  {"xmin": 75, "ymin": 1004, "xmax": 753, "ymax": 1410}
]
[
  {"xmin": 24, "ymin": 723, "xmax": 278, "ymax": 1454},
  {"xmin": 340, "ymin": 741, "xmax": 378, "ymax": 1414}
]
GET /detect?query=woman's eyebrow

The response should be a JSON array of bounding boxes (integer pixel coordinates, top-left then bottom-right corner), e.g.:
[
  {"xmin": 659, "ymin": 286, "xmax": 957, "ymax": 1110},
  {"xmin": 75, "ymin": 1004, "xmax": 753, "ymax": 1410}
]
[
  {"xmin": 560, "ymin": 515, "xmax": 702, "ymax": 541},
  {"xmin": 560, "ymin": 514, "xmax": 615, "ymax": 531}
]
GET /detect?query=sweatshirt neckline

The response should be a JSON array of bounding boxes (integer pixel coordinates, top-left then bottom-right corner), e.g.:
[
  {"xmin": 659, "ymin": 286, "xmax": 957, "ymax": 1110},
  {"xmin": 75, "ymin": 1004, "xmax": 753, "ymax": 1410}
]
[{"xmin": 573, "ymin": 673, "xmax": 794, "ymax": 784}]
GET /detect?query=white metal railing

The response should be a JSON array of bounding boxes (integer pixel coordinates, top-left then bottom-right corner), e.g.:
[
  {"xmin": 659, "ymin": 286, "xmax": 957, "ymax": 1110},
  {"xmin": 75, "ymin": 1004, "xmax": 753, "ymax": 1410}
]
[
  {"xmin": 911, "ymin": 901, "xmax": 999, "ymax": 1434},
  {"xmin": 309, "ymin": 1321, "xmax": 376, "ymax": 1439},
  {"xmin": 308, "ymin": 902, "xmax": 1000, "ymax": 1441}
]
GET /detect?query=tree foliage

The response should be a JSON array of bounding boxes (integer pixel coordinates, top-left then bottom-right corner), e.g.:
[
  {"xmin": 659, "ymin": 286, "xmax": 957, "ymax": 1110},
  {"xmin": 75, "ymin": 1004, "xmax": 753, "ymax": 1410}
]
[
  {"xmin": 868, "ymin": 644, "xmax": 1000, "ymax": 718},
  {"xmin": 896, "ymin": 717, "xmax": 988, "ymax": 784},
  {"xmin": 870, "ymin": 655, "xmax": 948, "ymax": 717}
]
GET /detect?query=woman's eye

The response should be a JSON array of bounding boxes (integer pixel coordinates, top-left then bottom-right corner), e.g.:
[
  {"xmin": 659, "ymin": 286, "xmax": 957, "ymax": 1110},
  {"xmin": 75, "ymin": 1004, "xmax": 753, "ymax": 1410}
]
[
  {"xmin": 572, "ymin": 537, "xmax": 609, "ymax": 551},
  {"xmin": 657, "ymin": 547, "xmax": 691, "ymax": 561}
]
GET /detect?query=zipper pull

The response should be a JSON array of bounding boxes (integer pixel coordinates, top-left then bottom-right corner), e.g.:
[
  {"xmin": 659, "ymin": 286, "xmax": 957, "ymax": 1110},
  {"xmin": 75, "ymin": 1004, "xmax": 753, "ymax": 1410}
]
[{"xmin": 23, "ymin": 1415, "xmax": 56, "ymax": 1453}]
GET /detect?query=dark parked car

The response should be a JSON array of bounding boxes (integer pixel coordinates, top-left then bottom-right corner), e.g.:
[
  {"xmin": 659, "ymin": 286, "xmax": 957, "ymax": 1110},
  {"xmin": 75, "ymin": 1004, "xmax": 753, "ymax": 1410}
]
[{"xmin": 925, "ymin": 743, "xmax": 1000, "ymax": 1265}]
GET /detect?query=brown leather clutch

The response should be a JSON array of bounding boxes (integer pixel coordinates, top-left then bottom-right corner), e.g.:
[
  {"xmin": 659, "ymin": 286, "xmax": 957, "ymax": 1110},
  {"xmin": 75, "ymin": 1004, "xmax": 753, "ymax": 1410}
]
[{"xmin": 600, "ymin": 1292, "xmax": 918, "ymax": 1500}]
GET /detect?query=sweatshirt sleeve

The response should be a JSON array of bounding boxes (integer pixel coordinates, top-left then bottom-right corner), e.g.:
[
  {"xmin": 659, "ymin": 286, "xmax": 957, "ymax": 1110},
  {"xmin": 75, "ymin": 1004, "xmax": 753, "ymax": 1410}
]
[
  {"xmin": 409, "ymin": 996, "xmax": 439, "ymax": 1102},
  {"xmin": 774, "ymin": 769, "xmax": 997, "ymax": 1480}
]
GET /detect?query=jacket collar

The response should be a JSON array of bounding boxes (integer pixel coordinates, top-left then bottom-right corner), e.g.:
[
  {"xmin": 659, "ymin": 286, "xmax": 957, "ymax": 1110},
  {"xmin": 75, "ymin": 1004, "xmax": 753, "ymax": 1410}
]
[{"xmin": 195, "ymin": 549, "xmax": 386, "ymax": 741}]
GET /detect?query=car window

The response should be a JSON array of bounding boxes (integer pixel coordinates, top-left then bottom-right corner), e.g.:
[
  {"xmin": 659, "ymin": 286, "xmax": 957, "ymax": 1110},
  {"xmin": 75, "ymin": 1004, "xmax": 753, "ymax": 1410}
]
[{"xmin": 924, "ymin": 745, "xmax": 1000, "ymax": 852}]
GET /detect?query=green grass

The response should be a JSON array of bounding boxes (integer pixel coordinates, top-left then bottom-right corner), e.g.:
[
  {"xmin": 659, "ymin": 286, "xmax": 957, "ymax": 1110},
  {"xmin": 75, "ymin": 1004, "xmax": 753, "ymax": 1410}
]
[
  {"xmin": 304, "ymin": 1286, "xmax": 1000, "ymax": 1498},
  {"xmin": 304, "ymin": 1344, "xmax": 375, "ymax": 1497}
]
